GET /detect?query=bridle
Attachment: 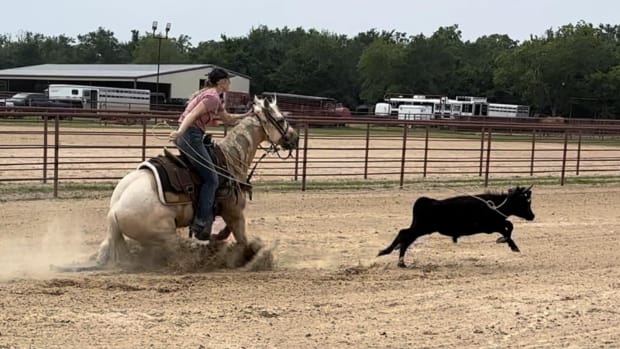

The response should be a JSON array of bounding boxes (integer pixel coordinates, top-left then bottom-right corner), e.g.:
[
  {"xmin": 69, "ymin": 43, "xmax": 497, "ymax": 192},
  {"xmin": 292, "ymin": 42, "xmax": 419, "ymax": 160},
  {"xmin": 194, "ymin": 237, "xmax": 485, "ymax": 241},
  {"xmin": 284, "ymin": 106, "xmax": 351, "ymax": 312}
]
[
  {"xmin": 253, "ymin": 101, "xmax": 294, "ymax": 159},
  {"xmin": 240, "ymin": 102, "xmax": 295, "ymax": 191}
]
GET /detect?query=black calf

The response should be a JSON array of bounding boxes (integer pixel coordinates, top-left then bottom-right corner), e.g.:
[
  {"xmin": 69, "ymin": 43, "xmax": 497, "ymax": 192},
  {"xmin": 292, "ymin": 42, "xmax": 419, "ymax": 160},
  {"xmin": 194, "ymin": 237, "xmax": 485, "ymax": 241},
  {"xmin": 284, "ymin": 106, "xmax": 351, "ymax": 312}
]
[{"xmin": 378, "ymin": 186, "xmax": 535, "ymax": 268}]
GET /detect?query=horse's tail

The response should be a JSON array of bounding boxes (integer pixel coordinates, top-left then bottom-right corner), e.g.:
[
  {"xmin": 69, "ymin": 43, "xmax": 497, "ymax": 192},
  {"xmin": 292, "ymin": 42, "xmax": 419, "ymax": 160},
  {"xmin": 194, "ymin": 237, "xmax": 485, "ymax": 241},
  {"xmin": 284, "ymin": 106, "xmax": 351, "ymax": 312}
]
[
  {"xmin": 96, "ymin": 209, "xmax": 127, "ymax": 266},
  {"xmin": 108, "ymin": 210, "xmax": 120, "ymax": 239}
]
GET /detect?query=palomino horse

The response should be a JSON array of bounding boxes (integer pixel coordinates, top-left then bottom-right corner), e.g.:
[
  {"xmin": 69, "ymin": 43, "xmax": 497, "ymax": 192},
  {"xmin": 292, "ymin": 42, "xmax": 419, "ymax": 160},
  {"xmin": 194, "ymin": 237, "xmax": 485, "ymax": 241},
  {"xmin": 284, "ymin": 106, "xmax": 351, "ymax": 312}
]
[{"xmin": 96, "ymin": 96, "xmax": 298, "ymax": 266}]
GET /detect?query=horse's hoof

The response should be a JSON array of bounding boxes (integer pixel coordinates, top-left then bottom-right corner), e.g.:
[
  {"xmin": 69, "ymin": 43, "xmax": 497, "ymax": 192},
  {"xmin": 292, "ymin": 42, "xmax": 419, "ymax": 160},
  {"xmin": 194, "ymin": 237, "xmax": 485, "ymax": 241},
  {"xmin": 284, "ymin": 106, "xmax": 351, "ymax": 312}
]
[
  {"xmin": 397, "ymin": 261, "xmax": 407, "ymax": 268},
  {"xmin": 193, "ymin": 231, "xmax": 211, "ymax": 241}
]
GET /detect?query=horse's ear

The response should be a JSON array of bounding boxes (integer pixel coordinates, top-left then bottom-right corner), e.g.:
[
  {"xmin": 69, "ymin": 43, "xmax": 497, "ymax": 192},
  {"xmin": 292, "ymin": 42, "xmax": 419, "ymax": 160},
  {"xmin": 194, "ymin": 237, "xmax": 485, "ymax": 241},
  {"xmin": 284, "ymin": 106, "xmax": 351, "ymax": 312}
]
[
  {"xmin": 262, "ymin": 98, "xmax": 268, "ymax": 109},
  {"xmin": 525, "ymin": 184, "xmax": 533, "ymax": 192},
  {"xmin": 271, "ymin": 95, "xmax": 277, "ymax": 106},
  {"xmin": 253, "ymin": 95, "xmax": 261, "ymax": 105}
]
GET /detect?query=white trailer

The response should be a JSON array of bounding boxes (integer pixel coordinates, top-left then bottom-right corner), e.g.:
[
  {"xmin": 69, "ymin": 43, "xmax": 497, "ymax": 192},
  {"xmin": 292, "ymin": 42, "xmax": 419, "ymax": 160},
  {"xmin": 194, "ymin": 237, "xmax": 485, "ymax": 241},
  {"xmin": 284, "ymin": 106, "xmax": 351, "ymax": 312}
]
[
  {"xmin": 376, "ymin": 95, "xmax": 460, "ymax": 119},
  {"xmin": 377, "ymin": 94, "xmax": 531, "ymax": 119},
  {"xmin": 374, "ymin": 102, "xmax": 392, "ymax": 116},
  {"xmin": 48, "ymin": 84, "xmax": 150, "ymax": 111},
  {"xmin": 488, "ymin": 103, "xmax": 530, "ymax": 117},
  {"xmin": 397, "ymin": 104, "xmax": 433, "ymax": 120}
]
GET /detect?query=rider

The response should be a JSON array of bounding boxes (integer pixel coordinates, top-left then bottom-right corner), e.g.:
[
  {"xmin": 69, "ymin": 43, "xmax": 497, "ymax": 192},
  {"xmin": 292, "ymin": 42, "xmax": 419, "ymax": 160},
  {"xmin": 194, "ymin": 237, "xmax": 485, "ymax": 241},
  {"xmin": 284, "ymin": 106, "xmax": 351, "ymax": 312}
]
[{"xmin": 169, "ymin": 68, "xmax": 251, "ymax": 240}]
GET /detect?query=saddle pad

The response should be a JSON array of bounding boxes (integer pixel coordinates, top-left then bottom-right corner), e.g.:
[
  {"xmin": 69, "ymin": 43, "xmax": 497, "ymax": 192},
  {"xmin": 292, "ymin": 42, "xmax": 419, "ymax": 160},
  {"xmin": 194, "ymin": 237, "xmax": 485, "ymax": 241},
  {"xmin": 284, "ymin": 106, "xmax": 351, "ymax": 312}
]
[{"xmin": 138, "ymin": 156, "xmax": 196, "ymax": 205}]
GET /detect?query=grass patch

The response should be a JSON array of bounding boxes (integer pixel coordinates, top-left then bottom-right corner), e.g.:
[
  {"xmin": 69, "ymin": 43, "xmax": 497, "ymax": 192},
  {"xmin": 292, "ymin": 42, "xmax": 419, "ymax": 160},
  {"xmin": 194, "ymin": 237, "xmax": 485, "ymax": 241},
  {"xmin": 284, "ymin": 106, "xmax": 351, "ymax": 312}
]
[
  {"xmin": 3, "ymin": 175, "xmax": 620, "ymax": 201},
  {"xmin": 0, "ymin": 181, "xmax": 116, "ymax": 201},
  {"xmin": 255, "ymin": 175, "xmax": 620, "ymax": 192}
]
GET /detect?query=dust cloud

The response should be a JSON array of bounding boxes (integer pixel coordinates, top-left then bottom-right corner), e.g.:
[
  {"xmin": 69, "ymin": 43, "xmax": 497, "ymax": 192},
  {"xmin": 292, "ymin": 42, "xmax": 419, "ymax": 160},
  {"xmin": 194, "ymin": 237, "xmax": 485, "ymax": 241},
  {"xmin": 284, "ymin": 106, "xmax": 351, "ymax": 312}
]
[{"xmin": 0, "ymin": 217, "xmax": 92, "ymax": 280}]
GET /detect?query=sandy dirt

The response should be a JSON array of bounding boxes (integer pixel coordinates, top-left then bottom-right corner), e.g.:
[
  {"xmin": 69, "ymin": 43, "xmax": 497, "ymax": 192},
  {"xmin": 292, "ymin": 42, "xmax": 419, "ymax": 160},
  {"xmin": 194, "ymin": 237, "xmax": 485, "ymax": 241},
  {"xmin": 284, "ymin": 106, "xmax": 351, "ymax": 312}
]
[{"xmin": 1, "ymin": 184, "xmax": 619, "ymax": 348}]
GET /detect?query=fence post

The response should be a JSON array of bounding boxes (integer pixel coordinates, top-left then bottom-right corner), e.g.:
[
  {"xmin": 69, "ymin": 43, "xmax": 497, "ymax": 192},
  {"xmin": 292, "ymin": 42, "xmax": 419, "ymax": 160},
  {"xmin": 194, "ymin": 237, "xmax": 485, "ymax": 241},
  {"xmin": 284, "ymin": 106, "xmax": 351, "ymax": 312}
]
[
  {"xmin": 576, "ymin": 131, "xmax": 582, "ymax": 176},
  {"xmin": 423, "ymin": 126, "xmax": 429, "ymax": 178},
  {"xmin": 294, "ymin": 127, "xmax": 300, "ymax": 181},
  {"xmin": 141, "ymin": 117, "xmax": 147, "ymax": 162},
  {"xmin": 479, "ymin": 127, "xmax": 486, "ymax": 176},
  {"xmin": 530, "ymin": 129, "xmax": 536, "ymax": 176},
  {"xmin": 53, "ymin": 115, "xmax": 60, "ymax": 198},
  {"xmin": 43, "ymin": 114, "xmax": 48, "ymax": 184},
  {"xmin": 561, "ymin": 131, "xmax": 569, "ymax": 185},
  {"xmin": 484, "ymin": 128, "xmax": 492, "ymax": 187},
  {"xmin": 399, "ymin": 124, "xmax": 408, "ymax": 188},
  {"xmin": 301, "ymin": 123, "xmax": 309, "ymax": 191},
  {"xmin": 363, "ymin": 123, "xmax": 370, "ymax": 179}
]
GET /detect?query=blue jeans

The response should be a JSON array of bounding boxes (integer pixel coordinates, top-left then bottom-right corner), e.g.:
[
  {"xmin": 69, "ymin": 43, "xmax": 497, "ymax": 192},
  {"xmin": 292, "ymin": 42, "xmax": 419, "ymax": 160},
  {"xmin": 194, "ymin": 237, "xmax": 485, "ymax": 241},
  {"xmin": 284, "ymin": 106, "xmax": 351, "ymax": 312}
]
[{"xmin": 175, "ymin": 127, "xmax": 219, "ymax": 235}]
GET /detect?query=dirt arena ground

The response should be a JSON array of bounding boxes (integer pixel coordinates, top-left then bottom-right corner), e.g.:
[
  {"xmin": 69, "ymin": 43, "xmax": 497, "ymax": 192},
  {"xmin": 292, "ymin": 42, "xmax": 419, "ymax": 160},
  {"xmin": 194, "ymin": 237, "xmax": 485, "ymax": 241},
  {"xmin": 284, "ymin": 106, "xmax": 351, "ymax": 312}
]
[{"xmin": 1, "ymin": 184, "xmax": 619, "ymax": 348}]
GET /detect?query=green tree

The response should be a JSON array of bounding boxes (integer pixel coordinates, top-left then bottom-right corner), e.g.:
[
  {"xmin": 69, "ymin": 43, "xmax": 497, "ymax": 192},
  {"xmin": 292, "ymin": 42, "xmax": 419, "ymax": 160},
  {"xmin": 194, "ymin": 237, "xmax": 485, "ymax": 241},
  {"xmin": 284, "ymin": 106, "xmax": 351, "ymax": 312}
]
[
  {"xmin": 132, "ymin": 35, "xmax": 189, "ymax": 63},
  {"xmin": 456, "ymin": 34, "xmax": 517, "ymax": 101},
  {"xmin": 12, "ymin": 31, "xmax": 46, "ymax": 67},
  {"xmin": 495, "ymin": 22, "xmax": 617, "ymax": 116},
  {"xmin": 400, "ymin": 25, "xmax": 464, "ymax": 96},
  {"xmin": 75, "ymin": 27, "xmax": 131, "ymax": 63},
  {"xmin": 357, "ymin": 38, "xmax": 406, "ymax": 103},
  {"xmin": 0, "ymin": 34, "xmax": 16, "ymax": 69}
]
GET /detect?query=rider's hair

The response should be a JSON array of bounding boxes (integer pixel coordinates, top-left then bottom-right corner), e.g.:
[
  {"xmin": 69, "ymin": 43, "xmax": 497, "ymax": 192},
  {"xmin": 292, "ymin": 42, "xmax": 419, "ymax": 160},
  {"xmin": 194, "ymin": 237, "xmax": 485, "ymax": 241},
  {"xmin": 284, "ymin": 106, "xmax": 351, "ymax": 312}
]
[{"xmin": 188, "ymin": 68, "xmax": 230, "ymax": 100}]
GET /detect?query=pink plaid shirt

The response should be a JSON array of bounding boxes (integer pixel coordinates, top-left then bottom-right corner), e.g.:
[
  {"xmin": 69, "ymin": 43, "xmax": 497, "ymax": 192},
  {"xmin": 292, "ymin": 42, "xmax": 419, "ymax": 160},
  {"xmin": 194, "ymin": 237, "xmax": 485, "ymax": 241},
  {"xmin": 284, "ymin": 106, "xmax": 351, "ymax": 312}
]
[{"xmin": 178, "ymin": 88, "xmax": 224, "ymax": 129}]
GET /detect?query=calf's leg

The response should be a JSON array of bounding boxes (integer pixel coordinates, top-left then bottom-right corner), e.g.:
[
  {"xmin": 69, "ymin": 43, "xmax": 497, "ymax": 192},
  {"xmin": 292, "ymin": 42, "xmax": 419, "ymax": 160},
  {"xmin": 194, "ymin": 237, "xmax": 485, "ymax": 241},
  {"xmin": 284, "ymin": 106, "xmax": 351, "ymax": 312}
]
[
  {"xmin": 397, "ymin": 233, "xmax": 421, "ymax": 268},
  {"xmin": 378, "ymin": 228, "xmax": 409, "ymax": 257},
  {"xmin": 497, "ymin": 221, "xmax": 520, "ymax": 252}
]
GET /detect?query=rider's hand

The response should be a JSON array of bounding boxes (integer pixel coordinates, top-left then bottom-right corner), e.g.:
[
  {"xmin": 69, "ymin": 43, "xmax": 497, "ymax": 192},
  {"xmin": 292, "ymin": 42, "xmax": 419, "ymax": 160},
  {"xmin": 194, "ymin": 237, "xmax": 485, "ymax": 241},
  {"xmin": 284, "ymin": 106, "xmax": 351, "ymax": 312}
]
[{"xmin": 169, "ymin": 130, "xmax": 181, "ymax": 141}]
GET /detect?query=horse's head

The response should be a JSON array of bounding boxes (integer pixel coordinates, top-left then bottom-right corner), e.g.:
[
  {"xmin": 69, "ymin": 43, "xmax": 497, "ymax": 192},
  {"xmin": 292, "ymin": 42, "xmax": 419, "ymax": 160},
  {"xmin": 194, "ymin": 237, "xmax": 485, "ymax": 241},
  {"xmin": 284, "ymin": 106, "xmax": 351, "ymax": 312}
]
[{"xmin": 252, "ymin": 95, "xmax": 299, "ymax": 150}]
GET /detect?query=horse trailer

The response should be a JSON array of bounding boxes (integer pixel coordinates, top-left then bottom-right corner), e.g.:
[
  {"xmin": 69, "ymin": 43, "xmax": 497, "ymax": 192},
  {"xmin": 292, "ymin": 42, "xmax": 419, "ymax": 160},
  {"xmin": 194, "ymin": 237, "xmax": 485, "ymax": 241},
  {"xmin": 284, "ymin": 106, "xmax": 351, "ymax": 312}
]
[
  {"xmin": 375, "ymin": 93, "xmax": 530, "ymax": 119},
  {"xmin": 47, "ymin": 84, "xmax": 151, "ymax": 111}
]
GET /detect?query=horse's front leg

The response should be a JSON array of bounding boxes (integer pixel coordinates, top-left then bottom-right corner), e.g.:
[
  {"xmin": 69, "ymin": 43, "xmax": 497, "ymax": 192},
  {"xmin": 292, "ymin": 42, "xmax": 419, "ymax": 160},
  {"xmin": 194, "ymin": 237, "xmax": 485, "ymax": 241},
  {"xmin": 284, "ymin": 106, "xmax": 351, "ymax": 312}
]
[
  {"xmin": 223, "ymin": 212, "xmax": 247, "ymax": 245},
  {"xmin": 218, "ymin": 193, "xmax": 249, "ymax": 245},
  {"xmin": 233, "ymin": 216, "xmax": 248, "ymax": 246}
]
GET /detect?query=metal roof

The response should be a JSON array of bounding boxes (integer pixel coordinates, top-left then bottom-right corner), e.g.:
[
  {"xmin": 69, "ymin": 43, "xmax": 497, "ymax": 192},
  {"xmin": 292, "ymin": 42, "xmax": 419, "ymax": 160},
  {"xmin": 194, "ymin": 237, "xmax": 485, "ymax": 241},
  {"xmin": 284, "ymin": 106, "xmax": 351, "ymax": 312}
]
[{"xmin": 0, "ymin": 64, "xmax": 250, "ymax": 80}]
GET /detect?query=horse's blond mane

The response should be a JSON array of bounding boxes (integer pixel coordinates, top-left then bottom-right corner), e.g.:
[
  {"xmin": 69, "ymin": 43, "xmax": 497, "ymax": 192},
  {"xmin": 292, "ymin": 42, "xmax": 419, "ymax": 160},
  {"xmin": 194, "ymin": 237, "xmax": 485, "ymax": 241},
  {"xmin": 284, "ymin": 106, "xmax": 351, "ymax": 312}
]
[
  {"xmin": 216, "ymin": 116, "xmax": 263, "ymax": 180},
  {"xmin": 216, "ymin": 96, "xmax": 285, "ymax": 180}
]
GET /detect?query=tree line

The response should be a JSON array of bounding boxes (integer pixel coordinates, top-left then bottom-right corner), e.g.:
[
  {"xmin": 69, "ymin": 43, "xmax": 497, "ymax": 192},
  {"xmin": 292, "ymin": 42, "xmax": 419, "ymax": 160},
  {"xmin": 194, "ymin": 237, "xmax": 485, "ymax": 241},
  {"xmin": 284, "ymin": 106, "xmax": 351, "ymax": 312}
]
[{"xmin": 1, "ymin": 22, "xmax": 619, "ymax": 118}]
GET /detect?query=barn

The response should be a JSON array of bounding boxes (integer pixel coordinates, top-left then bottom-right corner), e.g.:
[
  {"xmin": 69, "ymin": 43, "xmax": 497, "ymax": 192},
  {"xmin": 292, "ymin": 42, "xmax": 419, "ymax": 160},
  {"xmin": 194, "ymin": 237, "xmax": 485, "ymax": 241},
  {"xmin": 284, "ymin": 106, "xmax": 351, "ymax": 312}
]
[{"xmin": 0, "ymin": 64, "xmax": 250, "ymax": 103}]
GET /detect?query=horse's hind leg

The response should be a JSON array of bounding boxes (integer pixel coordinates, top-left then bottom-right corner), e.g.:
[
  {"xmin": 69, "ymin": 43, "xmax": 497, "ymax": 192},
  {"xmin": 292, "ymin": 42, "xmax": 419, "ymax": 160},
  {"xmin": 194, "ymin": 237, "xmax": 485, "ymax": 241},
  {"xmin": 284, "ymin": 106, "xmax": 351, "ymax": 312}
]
[{"xmin": 97, "ymin": 210, "xmax": 129, "ymax": 266}]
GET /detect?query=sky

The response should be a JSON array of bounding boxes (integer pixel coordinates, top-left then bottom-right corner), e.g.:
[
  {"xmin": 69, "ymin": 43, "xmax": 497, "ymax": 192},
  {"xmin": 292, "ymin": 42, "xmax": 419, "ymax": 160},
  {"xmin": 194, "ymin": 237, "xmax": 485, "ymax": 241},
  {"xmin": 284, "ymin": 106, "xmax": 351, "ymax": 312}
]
[{"xmin": 1, "ymin": 0, "xmax": 619, "ymax": 44}]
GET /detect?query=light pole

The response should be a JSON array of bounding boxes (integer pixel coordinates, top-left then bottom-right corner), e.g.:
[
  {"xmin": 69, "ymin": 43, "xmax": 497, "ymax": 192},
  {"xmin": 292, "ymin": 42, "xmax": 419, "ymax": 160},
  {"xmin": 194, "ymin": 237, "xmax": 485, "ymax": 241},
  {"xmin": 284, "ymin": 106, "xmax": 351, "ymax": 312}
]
[{"xmin": 151, "ymin": 21, "xmax": 171, "ymax": 98}]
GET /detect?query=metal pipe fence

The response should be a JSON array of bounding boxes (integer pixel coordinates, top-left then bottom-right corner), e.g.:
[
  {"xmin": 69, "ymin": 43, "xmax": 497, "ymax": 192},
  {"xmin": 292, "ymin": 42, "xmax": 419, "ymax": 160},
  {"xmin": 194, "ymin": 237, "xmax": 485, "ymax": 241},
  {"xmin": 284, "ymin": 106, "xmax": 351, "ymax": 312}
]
[{"xmin": 2, "ymin": 109, "xmax": 620, "ymax": 197}]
